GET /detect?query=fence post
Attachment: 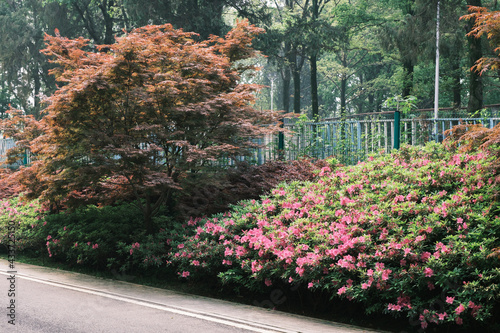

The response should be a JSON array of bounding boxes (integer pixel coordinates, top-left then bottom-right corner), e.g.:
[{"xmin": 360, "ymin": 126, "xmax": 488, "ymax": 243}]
[
  {"xmin": 394, "ymin": 111, "xmax": 401, "ymax": 149},
  {"xmin": 278, "ymin": 119, "xmax": 284, "ymax": 160}
]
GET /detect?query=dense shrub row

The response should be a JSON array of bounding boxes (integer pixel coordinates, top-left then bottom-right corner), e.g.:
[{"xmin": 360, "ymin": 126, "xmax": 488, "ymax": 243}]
[
  {"xmin": 167, "ymin": 143, "xmax": 500, "ymax": 331},
  {"xmin": 1, "ymin": 142, "xmax": 499, "ymax": 331}
]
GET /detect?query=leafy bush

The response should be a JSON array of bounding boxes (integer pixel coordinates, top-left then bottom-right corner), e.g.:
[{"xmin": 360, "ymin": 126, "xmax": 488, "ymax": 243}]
[
  {"xmin": 175, "ymin": 158, "xmax": 331, "ymax": 220},
  {"xmin": 168, "ymin": 142, "xmax": 500, "ymax": 331},
  {"xmin": 31, "ymin": 202, "xmax": 152, "ymax": 269}
]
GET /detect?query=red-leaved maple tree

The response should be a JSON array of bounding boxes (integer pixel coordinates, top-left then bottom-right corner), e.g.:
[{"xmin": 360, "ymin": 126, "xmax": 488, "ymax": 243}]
[{"xmin": 11, "ymin": 20, "xmax": 282, "ymax": 232}]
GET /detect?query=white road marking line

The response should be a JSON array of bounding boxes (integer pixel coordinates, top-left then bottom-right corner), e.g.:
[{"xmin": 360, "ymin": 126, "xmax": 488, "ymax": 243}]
[{"xmin": 0, "ymin": 271, "xmax": 290, "ymax": 333}]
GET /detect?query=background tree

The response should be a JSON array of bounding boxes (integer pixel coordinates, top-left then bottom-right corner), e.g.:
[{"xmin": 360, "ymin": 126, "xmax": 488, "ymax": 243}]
[
  {"xmin": 23, "ymin": 21, "xmax": 282, "ymax": 232},
  {"xmin": 0, "ymin": 0, "xmax": 50, "ymax": 117},
  {"xmin": 318, "ymin": 0, "xmax": 386, "ymax": 117},
  {"xmin": 124, "ymin": 0, "xmax": 229, "ymax": 39}
]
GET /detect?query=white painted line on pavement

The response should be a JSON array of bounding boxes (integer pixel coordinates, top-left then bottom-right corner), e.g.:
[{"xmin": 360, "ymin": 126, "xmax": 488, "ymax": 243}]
[{"xmin": 0, "ymin": 271, "xmax": 293, "ymax": 333}]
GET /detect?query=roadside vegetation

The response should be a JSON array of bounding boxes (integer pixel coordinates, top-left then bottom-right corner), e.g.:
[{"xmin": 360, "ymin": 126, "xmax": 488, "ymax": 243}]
[{"xmin": 2, "ymin": 139, "xmax": 500, "ymax": 332}]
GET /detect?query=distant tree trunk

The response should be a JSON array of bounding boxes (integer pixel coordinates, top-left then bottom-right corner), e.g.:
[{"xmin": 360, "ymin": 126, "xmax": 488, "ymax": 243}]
[
  {"xmin": 31, "ymin": 6, "xmax": 42, "ymax": 119},
  {"xmin": 33, "ymin": 61, "xmax": 41, "ymax": 119},
  {"xmin": 311, "ymin": 53, "xmax": 319, "ymax": 118},
  {"xmin": 339, "ymin": 53, "xmax": 347, "ymax": 117},
  {"xmin": 281, "ymin": 42, "xmax": 292, "ymax": 113},
  {"xmin": 402, "ymin": 60, "xmax": 414, "ymax": 97},
  {"xmin": 340, "ymin": 77, "xmax": 347, "ymax": 117},
  {"xmin": 100, "ymin": 0, "xmax": 114, "ymax": 45},
  {"xmin": 310, "ymin": 0, "xmax": 319, "ymax": 119},
  {"xmin": 450, "ymin": 32, "xmax": 463, "ymax": 110},
  {"xmin": 358, "ymin": 74, "xmax": 364, "ymax": 114},
  {"xmin": 292, "ymin": 50, "xmax": 305, "ymax": 114},
  {"xmin": 466, "ymin": 0, "xmax": 483, "ymax": 115},
  {"xmin": 451, "ymin": 59, "xmax": 461, "ymax": 109},
  {"xmin": 293, "ymin": 67, "xmax": 301, "ymax": 113}
]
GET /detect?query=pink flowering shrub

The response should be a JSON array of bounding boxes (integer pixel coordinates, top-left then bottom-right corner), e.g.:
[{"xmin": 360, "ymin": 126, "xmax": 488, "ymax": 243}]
[
  {"xmin": 0, "ymin": 197, "xmax": 43, "ymax": 252},
  {"xmin": 169, "ymin": 142, "xmax": 500, "ymax": 331}
]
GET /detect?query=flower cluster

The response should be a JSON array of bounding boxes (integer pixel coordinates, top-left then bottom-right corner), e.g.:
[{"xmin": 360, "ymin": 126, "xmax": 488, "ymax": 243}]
[{"xmin": 170, "ymin": 143, "xmax": 500, "ymax": 330}]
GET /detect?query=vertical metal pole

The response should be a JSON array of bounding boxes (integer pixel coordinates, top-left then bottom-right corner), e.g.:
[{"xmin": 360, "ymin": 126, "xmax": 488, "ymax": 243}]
[
  {"xmin": 394, "ymin": 111, "xmax": 401, "ymax": 149},
  {"xmin": 434, "ymin": 1, "xmax": 440, "ymax": 141}
]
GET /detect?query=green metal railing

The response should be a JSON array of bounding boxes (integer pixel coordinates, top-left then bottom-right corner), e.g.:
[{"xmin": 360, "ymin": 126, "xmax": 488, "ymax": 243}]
[
  {"xmin": 250, "ymin": 114, "xmax": 500, "ymax": 165},
  {"xmin": 2, "ymin": 115, "xmax": 499, "ymax": 168}
]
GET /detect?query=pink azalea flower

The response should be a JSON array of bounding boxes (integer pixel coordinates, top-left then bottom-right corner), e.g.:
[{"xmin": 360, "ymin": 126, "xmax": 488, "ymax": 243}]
[
  {"xmin": 181, "ymin": 271, "xmax": 190, "ymax": 278},
  {"xmin": 381, "ymin": 269, "xmax": 391, "ymax": 281},
  {"xmin": 455, "ymin": 303, "xmax": 465, "ymax": 315},
  {"xmin": 437, "ymin": 312, "xmax": 447, "ymax": 321},
  {"xmin": 337, "ymin": 286, "xmax": 347, "ymax": 295},
  {"xmin": 387, "ymin": 304, "xmax": 402, "ymax": 311},
  {"xmin": 224, "ymin": 247, "xmax": 233, "ymax": 256},
  {"xmin": 424, "ymin": 267, "xmax": 434, "ymax": 277},
  {"xmin": 446, "ymin": 296, "xmax": 455, "ymax": 304}
]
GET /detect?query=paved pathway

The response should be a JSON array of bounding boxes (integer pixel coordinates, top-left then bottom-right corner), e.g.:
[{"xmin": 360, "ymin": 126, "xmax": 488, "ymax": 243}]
[{"xmin": 0, "ymin": 260, "xmax": 390, "ymax": 333}]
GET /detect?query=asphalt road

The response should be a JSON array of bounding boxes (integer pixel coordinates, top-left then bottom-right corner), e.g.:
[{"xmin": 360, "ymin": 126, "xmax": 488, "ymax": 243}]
[
  {"xmin": 0, "ymin": 260, "xmax": 386, "ymax": 333},
  {"xmin": 3, "ymin": 277, "xmax": 254, "ymax": 333}
]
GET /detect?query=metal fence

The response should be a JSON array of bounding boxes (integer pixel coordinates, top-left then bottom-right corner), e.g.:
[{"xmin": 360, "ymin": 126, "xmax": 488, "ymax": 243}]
[
  {"xmin": 0, "ymin": 138, "xmax": 30, "ymax": 168},
  {"xmin": 2, "ymin": 115, "xmax": 500, "ymax": 168},
  {"xmin": 249, "ymin": 114, "xmax": 500, "ymax": 165}
]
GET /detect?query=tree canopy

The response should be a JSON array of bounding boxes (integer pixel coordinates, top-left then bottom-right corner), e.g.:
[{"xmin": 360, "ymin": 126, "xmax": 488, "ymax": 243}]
[{"xmin": 6, "ymin": 20, "xmax": 282, "ymax": 232}]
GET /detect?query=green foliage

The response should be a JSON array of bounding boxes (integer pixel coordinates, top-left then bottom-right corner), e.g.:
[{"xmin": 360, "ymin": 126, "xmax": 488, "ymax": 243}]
[
  {"xmin": 383, "ymin": 94, "xmax": 419, "ymax": 116},
  {"xmin": 0, "ymin": 197, "xmax": 44, "ymax": 253},
  {"xmin": 30, "ymin": 202, "xmax": 147, "ymax": 269}
]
